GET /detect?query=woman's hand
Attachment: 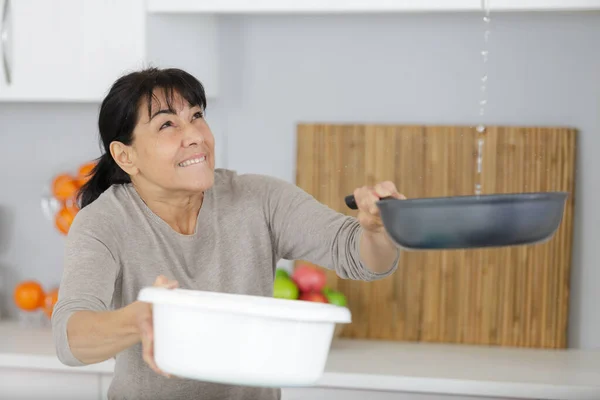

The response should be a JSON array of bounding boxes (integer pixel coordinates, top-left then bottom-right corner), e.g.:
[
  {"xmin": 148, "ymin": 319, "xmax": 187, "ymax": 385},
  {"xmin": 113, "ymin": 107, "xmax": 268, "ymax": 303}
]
[
  {"xmin": 135, "ymin": 275, "xmax": 179, "ymax": 377},
  {"xmin": 354, "ymin": 181, "xmax": 405, "ymax": 274},
  {"xmin": 353, "ymin": 181, "xmax": 406, "ymax": 234}
]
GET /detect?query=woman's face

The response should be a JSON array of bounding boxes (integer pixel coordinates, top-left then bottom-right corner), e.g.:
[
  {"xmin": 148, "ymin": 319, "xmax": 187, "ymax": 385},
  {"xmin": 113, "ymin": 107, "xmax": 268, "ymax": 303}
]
[{"xmin": 116, "ymin": 90, "xmax": 216, "ymax": 196}]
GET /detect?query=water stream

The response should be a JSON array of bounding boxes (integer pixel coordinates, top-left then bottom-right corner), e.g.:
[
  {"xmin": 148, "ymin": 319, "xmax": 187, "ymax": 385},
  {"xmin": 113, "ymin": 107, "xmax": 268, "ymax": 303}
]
[{"xmin": 475, "ymin": 0, "xmax": 491, "ymax": 195}]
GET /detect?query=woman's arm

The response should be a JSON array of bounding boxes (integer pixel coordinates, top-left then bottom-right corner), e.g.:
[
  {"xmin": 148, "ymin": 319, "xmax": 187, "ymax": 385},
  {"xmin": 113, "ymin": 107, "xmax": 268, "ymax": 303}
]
[
  {"xmin": 52, "ymin": 212, "xmax": 121, "ymax": 366},
  {"xmin": 353, "ymin": 182, "xmax": 406, "ymax": 274},
  {"xmin": 257, "ymin": 175, "xmax": 400, "ymax": 280},
  {"xmin": 53, "ymin": 208, "xmax": 178, "ymax": 376},
  {"xmin": 51, "ymin": 208, "xmax": 132, "ymax": 366},
  {"xmin": 359, "ymin": 229, "xmax": 400, "ymax": 274},
  {"xmin": 62, "ymin": 304, "xmax": 141, "ymax": 365},
  {"xmin": 65, "ymin": 281, "xmax": 175, "ymax": 378}
]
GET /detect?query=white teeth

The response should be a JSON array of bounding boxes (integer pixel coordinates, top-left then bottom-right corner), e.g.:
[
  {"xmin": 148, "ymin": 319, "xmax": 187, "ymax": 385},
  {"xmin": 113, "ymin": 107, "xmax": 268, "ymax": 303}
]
[{"xmin": 178, "ymin": 156, "xmax": 206, "ymax": 167}]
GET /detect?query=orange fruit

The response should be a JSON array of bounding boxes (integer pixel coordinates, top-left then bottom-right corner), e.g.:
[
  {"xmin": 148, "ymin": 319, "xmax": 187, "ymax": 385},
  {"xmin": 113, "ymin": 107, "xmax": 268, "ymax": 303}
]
[
  {"xmin": 14, "ymin": 281, "xmax": 45, "ymax": 311},
  {"xmin": 42, "ymin": 288, "xmax": 59, "ymax": 319},
  {"xmin": 52, "ymin": 173, "xmax": 79, "ymax": 201},
  {"xmin": 55, "ymin": 205, "xmax": 78, "ymax": 235},
  {"xmin": 77, "ymin": 161, "xmax": 97, "ymax": 186}
]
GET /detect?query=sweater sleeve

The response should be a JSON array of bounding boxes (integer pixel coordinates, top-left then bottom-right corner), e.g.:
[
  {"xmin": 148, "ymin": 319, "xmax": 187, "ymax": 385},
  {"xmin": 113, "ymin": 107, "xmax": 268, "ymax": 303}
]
[
  {"xmin": 51, "ymin": 207, "xmax": 121, "ymax": 366},
  {"xmin": 261, "ymin": 175, "xmax": 399, "ymax": 280}
]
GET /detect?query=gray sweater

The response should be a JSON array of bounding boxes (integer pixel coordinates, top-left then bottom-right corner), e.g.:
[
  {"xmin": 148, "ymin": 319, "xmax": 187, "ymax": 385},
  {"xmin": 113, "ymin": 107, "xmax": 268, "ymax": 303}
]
[{"xmin": 52, "ymin": 168, "xmax": 398, "ymax": 400}]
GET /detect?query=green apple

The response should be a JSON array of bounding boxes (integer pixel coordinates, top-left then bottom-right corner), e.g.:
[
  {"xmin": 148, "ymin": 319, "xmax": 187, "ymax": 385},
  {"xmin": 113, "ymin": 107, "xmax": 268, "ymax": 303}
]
[
  {"xmin": 275, "ymin": 268, "xmax": 290, "ymax": 279},
  {"xmin": 273, "ymin": 276, "xmax": 299, "ymax": 300},
  {"xmin": 324, "ymin": 290, "xmax": 347, "ymax": 307}
]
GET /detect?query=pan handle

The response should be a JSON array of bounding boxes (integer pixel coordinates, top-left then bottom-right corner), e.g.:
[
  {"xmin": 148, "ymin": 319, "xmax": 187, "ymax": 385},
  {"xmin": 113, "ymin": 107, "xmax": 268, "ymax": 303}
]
[
  {"xmin": 345, "ymin": 193, "xmax": 397, "ymax": 210},
  {"xmin": 344, "ymin": 194, "xmax": 358, "ymax": 210}
]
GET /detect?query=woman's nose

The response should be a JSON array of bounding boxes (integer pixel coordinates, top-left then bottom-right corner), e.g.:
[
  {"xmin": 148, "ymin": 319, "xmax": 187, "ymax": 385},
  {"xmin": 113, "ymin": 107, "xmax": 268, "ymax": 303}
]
[{"xmin": 182, "ymin": 124, "xmax": 205, "ymax": 147}]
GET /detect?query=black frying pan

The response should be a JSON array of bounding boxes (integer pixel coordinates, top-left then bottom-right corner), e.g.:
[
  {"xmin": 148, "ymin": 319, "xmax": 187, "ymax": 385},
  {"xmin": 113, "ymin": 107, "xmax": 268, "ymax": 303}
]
[{"xmin": 344, "ymin": 192, "xmax": 568, "ymax": 250}]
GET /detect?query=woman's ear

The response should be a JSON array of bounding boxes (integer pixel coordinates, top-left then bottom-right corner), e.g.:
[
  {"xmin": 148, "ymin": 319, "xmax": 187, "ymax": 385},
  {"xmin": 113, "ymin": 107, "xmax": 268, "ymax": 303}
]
[{"xmin": 110, "ymin": 141, "xmax": 139, "ymax": 176}]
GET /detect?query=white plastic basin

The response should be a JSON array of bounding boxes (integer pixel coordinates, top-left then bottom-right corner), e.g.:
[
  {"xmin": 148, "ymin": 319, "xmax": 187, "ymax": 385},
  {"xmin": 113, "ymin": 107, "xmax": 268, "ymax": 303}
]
[{"xmin": 137, "ymin": 287, "xmax": 352, "ymax": 387}]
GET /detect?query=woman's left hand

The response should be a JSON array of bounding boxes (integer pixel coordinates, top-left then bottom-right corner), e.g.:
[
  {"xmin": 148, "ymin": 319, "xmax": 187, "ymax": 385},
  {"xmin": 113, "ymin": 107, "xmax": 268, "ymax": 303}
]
[{"xmin": 353, "ymin": 181, "xmax": 406, "ymax": 234}]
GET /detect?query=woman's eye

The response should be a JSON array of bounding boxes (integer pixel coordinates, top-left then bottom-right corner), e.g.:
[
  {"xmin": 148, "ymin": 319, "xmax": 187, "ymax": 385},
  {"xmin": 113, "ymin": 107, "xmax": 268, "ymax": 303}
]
[
  {"xmin": 160, "ymin": 121, "xmax": 173, "ymax": 130},
  {"xmin": 192, "ymin": 111, "xmax": 203, "ymax": 120}
]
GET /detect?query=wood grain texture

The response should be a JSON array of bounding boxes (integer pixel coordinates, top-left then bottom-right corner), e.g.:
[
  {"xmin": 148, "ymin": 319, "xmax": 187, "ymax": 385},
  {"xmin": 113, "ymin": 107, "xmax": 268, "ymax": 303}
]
[{"xmin": 294, "ymin": 124, "xmax": 577, "ymax": 349}]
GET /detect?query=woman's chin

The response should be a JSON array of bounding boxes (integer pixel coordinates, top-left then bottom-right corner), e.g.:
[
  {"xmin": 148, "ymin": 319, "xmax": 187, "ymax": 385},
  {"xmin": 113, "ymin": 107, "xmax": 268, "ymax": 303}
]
[
  {"xmin": 171, "ymin": 165, "xmax": 215, "ymax": 192},
  {"xmin": 185, "ymin": 174, "xmax": 215, "ymax": 192}
]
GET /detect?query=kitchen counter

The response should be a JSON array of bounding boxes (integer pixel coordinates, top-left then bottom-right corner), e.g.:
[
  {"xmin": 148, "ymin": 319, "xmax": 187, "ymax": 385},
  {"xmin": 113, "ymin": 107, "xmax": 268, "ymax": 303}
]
[
  {"xmin": 1, "ymin": 319, "xmax": 600, "ymax": 399},
  {"xmin": 0, "ymin": 320, "xmax": 114, "ymax": 374}
]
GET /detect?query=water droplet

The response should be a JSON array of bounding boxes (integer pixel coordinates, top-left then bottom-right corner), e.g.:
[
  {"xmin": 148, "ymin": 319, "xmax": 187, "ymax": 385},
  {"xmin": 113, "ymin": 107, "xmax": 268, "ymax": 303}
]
[
  {"xmin": 481, "ymin": 75, "xmax": 488, "ymax": 83},
  {"xmin": 476, "ymin": 125, "xmax": 486, "ymax": 133},
  {"xmin": 480, "ymin": 99, "xmax": 487, "ymax": 106},
  {"xmin": 481, "ymin": 0, "xmax": 491, "ymax": 15},
  {"xmin": 483, "ymin": 16, "xmax": 491, "ymax": 23}
]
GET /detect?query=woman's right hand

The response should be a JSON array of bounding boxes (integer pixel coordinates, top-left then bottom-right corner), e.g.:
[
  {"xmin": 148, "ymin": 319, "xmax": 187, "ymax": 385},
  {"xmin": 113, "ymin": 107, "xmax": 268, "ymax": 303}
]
[{"xmin": 135, "ymin": 275, "xmax": 178, "ymax": 377}]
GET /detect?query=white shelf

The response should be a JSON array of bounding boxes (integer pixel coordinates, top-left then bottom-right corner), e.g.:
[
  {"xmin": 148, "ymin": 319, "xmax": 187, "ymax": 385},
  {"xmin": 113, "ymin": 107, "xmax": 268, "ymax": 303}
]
[
  {"xmin": 147, "ymin": 0, "xmax": 481, "ymax": 14},
  {"xmin": 492, "ymin": 0, "xmax": 600, "ymax": 11},
  {"xmin": 146, "ymin": 0, "xmax": 600, "ymax": 14}
]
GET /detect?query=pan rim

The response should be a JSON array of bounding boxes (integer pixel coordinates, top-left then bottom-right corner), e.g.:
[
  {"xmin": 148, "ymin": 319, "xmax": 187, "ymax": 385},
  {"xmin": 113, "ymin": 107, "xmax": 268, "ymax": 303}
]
[{"xmin": 377, "ymin": 191, "xmax": 569, "ymax": 207}]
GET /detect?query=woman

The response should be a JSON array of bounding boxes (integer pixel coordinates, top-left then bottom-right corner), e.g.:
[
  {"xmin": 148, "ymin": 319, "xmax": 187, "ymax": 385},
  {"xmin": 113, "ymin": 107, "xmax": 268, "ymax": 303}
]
[{"xmin": 52, "ymin": 67, "xmax": 404, "ymax": 400}]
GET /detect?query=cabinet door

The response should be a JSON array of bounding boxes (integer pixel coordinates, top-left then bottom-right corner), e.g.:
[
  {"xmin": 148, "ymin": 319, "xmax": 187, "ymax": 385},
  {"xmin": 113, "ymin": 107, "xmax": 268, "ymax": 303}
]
[
  {"xmin": 0, "ymin": 0, "xmax": 145, "ymax": 102},
  {"xmin": 100, "ymin": 374, "xmax": 113, "ymax": 400},
  {"xmin": 0, "ymin": 367, "xmax": 100, "ymax": 400}
]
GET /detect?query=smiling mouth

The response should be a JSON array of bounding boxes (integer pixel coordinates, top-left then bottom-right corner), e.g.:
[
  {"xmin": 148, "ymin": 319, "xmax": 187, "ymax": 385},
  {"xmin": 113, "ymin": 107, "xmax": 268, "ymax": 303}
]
[{"xmin": 178, "ymin": 155, "xmax": 207, "ymax": 167}]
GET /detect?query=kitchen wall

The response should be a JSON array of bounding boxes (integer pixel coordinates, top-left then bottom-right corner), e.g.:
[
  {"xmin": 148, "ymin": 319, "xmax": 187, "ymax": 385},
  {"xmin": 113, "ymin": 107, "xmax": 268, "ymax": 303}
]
[{"xmin": 0, "ymin": 11, "xmax": 599, "ymax": 349}]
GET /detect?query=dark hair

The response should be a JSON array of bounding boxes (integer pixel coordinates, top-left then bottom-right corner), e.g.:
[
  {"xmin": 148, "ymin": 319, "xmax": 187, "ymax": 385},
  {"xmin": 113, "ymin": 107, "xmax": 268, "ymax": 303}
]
[{"xmin": 77, "ymin": 67, "xmax": 207, "ymax": 208}]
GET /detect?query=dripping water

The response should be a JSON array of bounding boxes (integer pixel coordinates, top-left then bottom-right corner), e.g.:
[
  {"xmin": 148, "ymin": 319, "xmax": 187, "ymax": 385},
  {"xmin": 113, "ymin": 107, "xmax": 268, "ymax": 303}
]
[{"xmin": 475, "ymin": 0, "xmax": 491, "ymax": 195}]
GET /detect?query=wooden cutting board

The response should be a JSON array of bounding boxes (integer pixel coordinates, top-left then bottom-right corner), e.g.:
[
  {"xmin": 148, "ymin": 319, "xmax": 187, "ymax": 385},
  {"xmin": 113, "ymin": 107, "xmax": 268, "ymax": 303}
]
[{"xmin": 294, "ymin": 124, "xmax": 577, "ymax": 349}]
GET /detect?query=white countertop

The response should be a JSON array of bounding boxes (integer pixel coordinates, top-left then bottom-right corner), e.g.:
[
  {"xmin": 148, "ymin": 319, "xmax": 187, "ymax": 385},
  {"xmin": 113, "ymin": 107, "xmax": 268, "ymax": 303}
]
[
  {"xmin": 1, "ymin": 319, "xmax": 600, "ymax": 399},
  {"xmin": 0, "ymin": 320, "xmax": 115, "ymax": 374}
]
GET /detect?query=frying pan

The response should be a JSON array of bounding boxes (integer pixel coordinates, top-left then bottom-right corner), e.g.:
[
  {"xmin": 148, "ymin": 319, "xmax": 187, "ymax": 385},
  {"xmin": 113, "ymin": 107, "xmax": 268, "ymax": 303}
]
[{"xmin": 344, "ymin": 192, "xmax": 568, "ymax": 250}]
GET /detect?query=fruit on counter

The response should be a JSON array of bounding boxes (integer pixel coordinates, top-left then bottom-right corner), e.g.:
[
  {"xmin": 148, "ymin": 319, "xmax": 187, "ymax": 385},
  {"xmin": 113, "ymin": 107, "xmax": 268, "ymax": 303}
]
[
  {"xmin": 52, "ymin": 173, "xmax": 79, "ymax": 202},
  {"xmin": 323, "ymin": 289, "xmax": 347, "ymax": 307},
  {"xmin": 42, "ymin": 288, "xmax": 60, "ymax": 318},
  {"xmin": 272, "ymin": 264, "xmax": 349, "ymax": 308},
  {"xmin": 76, "ymin": 161, "xmax": 97, "ymax": 187},
  {"xmin": 47, "ymin": 160, "xmax": 97, "ymax": 236},
  {"xmin": 291, "ymin": 264, "xmax": 327, "ymax": 293},
  {"xmin": 273, "ymin": 276, "xmax": 299, "ymax": 300},
  {"xmin": 55, "ymin": 204, "xmax": 79, "ymax": 235},
  {"xmin": 275, "ymin": 268, "xmax": 290, "ymax": 279},
  {"xmin": 299, "ymin": 291, "xmax": 328, "ymax": 303},
  {"xmin": 14, "ymin": 280, "xmax": 45, "ymax": 311}
]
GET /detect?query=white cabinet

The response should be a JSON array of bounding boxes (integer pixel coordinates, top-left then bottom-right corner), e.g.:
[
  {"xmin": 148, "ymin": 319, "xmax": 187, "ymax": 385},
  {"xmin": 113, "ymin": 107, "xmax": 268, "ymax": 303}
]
[
  {"xmin": 0, "ymin": 367, "xmax": 100, "ymax": 400},
  {"xmin": 1, "ymin": 0, "xmax": 594, "ymax": 103},
  {"xmin": 0, "ymin": 0, "xmax": 220, "ymax": 102},
  {"xmin": 0, "ymin": 0, "xmax": 145, "ymax": 102},
  {"xmin": 100, "ymin": 374, "xmax": 113, "ymax": 400}
]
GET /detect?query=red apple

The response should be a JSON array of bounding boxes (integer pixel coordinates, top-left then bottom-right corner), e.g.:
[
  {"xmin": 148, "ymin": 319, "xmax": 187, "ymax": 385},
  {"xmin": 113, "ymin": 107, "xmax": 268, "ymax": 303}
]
[
  {"xmin": 299, "ymin": 292, "xmax": 328, "ymax": 303},
  {"xmin": 292, "ymin": 264, "xmax": 327, "ymax": 293}
]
